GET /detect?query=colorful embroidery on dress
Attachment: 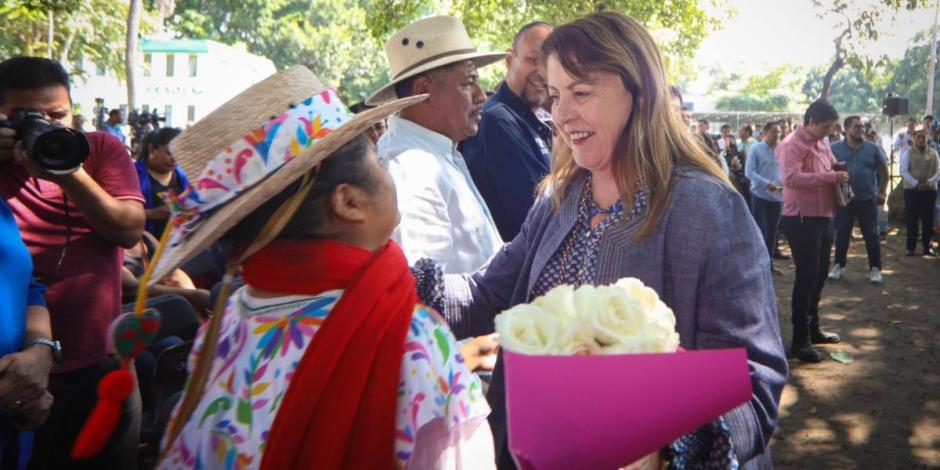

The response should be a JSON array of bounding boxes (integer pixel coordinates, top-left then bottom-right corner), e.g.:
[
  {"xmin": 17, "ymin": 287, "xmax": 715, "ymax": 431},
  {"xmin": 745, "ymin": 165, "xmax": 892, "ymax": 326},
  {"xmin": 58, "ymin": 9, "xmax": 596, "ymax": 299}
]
[{"xmin": 160, "ymin": 291, "xmax": 489, "ymax": 470}]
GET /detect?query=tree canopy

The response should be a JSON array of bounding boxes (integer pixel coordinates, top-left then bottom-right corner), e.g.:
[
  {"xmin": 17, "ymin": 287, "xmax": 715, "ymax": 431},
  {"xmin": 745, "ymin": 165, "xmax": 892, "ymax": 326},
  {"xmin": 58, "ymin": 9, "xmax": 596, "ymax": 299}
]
[
  {"xmin": 710, "ymin": 65, "xmax": 803, "ymax": 112},
  {"xmin": 167, "ymin": 0, "xmax": 728, "ymax": 102},
  {"xmin": 0, "ymin": 0, "xmax": 155, "ymax": 80}
]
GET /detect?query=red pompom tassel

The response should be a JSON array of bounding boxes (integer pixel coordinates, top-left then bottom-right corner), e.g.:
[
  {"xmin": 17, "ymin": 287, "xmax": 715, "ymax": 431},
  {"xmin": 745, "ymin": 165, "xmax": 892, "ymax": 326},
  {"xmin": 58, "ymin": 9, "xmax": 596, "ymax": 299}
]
[{"xmin": 70, "ymin": 368, "xmax": 135, "ymax": 459}]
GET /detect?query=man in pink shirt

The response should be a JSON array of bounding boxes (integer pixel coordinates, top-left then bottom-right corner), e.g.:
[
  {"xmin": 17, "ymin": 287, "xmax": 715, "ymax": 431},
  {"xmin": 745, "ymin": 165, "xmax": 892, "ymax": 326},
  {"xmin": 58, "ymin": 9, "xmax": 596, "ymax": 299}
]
[
  {"xmin": 776, "ymin": 98, "xmax": 849, "ymax": 363},
  {"xmin": 0, "ymin": 57, "xmax": 145, "ymax": 468}
]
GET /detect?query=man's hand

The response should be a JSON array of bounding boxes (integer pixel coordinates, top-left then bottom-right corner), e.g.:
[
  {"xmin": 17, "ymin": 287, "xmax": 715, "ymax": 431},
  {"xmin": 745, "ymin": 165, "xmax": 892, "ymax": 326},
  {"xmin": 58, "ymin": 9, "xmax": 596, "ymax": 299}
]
[
  {"xmin": 917, "ymin": 182, "xmax": 930, "ymax": 191},
  {"xmin": 0, "ymin": 114, "xmax": 15, "ymax": 162},
  {"xmin": 875, "ymin": 193, "xmax": 887, "ymax": 206},
  {"xmin": 767, "ymin": 182, "xmax": 780, "ymax": 192},
  {"xmin": 0, "ymin": 346, "xmax": 54, "ymax": 418},
  {"xmin": 834, "ymin": 171, "xmax": 850, "ymax": 184},
  {"xmin": 460, "ymin": 334, "xmax": 499, "ymax": 372},
  {"xmin": 7, "ymin": 390, "xmax": 53, "ymax": 430}
]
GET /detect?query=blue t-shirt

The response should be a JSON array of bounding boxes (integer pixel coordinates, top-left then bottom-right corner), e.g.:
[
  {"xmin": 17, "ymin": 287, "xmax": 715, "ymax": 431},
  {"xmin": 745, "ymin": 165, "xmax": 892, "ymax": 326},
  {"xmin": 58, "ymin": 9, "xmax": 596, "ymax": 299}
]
[
  {"xmin": 103, "ymin": 123, "xmax": 126, "ymax": 144},
  {"xmin": 831, "ymin": 140, "xmax": 886, "ymax": 201},
  {"xmin": 0, "ymin": 198, "xmax": 45, "ymax": 470}
]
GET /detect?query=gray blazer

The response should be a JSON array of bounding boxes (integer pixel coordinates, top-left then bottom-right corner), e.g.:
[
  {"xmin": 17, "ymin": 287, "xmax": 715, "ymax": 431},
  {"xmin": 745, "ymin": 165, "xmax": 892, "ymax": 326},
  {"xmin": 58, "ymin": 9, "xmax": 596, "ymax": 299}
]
[{"xmin": 443, "ymin": 169, "xmax": 789, "ymax": 469}]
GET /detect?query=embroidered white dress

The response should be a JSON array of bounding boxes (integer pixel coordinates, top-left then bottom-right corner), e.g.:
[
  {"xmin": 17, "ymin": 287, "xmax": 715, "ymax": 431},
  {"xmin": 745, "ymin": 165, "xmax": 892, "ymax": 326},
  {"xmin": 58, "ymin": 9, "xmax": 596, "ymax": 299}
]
[{"xmin": 159, "ymin": 288, "xmax": 493, "ymax": 470}]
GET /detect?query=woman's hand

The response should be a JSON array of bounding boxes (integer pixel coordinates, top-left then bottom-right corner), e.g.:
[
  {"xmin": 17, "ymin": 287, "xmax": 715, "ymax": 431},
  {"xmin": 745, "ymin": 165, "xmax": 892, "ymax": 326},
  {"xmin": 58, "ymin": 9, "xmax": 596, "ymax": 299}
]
[
  {"xmin": 834, "ymin": 171, "xmax": 849, "ymax": 184},
  {"xmin": 460, "ymin": 334, "xmax": 499, "ymax": 372},
  {"xmin": 146, "ymin": 205, "xmax": 170, "ymax": 220}
]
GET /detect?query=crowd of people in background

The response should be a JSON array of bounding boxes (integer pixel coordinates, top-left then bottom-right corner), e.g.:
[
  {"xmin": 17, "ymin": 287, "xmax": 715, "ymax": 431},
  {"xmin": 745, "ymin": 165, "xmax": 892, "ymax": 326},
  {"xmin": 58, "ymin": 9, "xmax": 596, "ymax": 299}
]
[{"xmin": 0, "ymin": 7, "xmax": 936, "ymax": 470}]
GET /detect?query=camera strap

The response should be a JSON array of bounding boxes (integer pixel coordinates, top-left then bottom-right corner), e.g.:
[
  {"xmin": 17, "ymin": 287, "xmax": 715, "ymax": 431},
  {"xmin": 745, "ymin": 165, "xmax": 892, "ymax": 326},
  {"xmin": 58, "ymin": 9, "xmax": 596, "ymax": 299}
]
[{"xmin": 55, "ymin": 193, "xmax": 71, "ymax": 270}]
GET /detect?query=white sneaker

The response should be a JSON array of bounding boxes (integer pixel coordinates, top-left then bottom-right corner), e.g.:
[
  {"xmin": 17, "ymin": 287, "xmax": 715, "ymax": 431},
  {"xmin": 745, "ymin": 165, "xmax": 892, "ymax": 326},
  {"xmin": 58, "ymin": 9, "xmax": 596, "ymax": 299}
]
[
  {"xmin": 828, "ymin": 264, "xmax": 844, "ymax": 280},
  {"xmin": 870, "ymin": 268, "xmax": 883, "ymax": 284}
]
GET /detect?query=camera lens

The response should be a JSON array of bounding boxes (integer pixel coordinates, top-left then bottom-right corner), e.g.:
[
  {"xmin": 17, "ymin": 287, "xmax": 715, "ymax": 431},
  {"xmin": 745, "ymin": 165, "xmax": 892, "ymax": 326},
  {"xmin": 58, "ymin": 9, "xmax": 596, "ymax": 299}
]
[{"xmin": 29, "ymin": 128, "xmax": 90, "ymax": 174}]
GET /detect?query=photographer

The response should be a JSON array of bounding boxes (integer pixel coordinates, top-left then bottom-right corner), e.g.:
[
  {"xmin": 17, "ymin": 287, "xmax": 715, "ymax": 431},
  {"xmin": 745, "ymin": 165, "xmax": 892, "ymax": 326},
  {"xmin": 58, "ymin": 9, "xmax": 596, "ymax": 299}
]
[{"xmin": 0, "ymin": 57, "xmax": 145, "ymax": 469}]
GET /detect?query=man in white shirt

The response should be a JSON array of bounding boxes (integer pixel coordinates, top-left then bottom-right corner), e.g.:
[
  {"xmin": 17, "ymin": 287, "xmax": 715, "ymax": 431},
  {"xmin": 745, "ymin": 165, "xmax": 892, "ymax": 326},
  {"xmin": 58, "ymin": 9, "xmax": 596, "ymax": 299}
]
[
  {"xmin": 367, "ymin": 16, "xmax": 505, "ymax": 274},
  {"xmin": 894, "ymin": 117, "xmax": 917, "ymax": 156}
]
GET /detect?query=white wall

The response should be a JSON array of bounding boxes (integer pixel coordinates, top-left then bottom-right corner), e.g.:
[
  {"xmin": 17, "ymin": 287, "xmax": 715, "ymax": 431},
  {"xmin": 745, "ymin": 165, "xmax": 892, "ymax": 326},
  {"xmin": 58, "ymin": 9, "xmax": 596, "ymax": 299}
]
[{"xmin": 70, "ymin": 40, "xmax": 276, "ymax": 132}]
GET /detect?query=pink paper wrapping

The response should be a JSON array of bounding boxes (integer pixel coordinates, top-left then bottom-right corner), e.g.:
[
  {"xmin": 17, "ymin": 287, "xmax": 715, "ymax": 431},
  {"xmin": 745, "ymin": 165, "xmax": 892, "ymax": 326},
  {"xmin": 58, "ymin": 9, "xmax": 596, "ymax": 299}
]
[{"xmin": 503, "ymin": 348, "xmax": 753, "ymax": 470}]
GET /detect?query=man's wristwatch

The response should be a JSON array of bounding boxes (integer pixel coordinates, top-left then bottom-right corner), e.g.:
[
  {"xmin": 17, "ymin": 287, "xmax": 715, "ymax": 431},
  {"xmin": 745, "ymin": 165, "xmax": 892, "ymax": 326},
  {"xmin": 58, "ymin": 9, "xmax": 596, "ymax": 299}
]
[{"xmin": 24, "ymin": 338, "xmax": 63, "ymax": 365}]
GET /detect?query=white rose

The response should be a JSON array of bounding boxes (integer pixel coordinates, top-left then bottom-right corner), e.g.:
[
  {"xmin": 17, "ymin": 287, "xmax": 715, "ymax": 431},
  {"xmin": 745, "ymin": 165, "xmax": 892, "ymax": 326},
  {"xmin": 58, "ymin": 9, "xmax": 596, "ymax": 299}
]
[
  {"xmin": 614, "ymin": 277, "xmax": 678, "ymax": 332},
  {"xmin": 494, "ymin": 303, "xmax": 568, "ymax": 355},
  {"xmin": 556, "ymin": 322, "xmax": 602, "ymax": 356},
  {"xmin": 532, "ymin": 284, "xmax": 577, "ymax": 319},
  {"xmin": 577, "ymin": 281, "xmax": 680, "ymax": 354}
]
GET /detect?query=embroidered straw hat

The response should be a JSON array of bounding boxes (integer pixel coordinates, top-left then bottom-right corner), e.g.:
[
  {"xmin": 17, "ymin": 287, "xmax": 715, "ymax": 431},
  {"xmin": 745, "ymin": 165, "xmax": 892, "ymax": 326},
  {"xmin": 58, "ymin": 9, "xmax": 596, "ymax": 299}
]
[
  {"xmin": 148, "ymin": 65, "xmax": 426, "ymax": 282},
  {"xmin": 365, "ymin": 15, "xmax": 506, "ymax": 106}
]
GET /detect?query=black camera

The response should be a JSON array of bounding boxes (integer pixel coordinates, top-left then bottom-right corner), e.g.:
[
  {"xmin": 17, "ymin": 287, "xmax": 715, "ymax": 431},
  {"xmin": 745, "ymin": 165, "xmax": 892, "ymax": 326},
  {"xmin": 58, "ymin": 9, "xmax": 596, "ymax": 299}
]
[{"xmin": 0, "ymin": 109, "xmax": 90, "ymax": 175}]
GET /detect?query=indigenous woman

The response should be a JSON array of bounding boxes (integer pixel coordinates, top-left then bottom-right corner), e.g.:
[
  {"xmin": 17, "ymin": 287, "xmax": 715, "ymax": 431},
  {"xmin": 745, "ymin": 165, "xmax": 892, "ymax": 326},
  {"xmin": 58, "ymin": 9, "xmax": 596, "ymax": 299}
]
[
  {"xmin": 439, "ymin": 12, "xmax": 788, "ymax": 469},
  {"xmin": 151, "ymin": 67, "xmax": 493, "ymax": 469},
  {"xmin": 134, "ymin": 127, "xmax": 190, "ymax": 238}
]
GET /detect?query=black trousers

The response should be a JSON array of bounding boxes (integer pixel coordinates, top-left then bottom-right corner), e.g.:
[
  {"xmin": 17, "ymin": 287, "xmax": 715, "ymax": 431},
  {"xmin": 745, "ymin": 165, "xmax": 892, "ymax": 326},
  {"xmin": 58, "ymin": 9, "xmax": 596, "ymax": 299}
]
[
  {"xmin": 904, "ymin": 189, "xmax": 937, "ymax": 251},
  {"xmin": 28, "ymin": 358, "xmax": 140, "ymax": 470},
  {"xmin": 780, "ymin": 216, "xmax": 833, "ymax": 342}
]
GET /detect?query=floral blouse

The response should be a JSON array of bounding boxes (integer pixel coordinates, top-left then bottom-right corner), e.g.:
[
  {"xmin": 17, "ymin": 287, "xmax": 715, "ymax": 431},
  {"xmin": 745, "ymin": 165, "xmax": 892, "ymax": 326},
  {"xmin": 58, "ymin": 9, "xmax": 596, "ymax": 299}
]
[{"xmin": 159, "ymin": 288, "xmax": 490, "ymax": 470}]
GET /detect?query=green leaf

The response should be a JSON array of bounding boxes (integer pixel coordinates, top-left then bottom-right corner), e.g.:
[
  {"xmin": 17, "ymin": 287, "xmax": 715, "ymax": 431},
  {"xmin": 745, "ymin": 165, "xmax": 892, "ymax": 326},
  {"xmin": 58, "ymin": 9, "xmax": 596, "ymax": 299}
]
[
  {"xmin": 236, "ymin": 399, "xmax": 253, "ymax": 427},
  {"xmin": 830, "ymin": 351, "xmax": 855, "ymax": 364},
  {"xmin": 198, "ymin": 396, "xmax": 232, "ymax": 426},
  {"xmin": 433, "ymin": 329, "xmax": 450, "ymax": 359}
]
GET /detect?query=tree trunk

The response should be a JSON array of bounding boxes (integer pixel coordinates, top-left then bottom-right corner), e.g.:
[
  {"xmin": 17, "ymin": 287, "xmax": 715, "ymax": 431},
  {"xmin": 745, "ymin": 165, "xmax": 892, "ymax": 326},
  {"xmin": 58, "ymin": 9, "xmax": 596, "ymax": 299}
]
[
  {"xmin": 126, "ymin": 0, "xmax": 142, "ymax": 112},
  {"xmin": 46, "ymin": 10, "xmax": 54, "ymax": 59},
  {"xmin": 821, "ymin": 56, "xmax": 845, "ymax": 100},
  {"xmin": 60, "ymin": 27, "xmax": 77, "ymax": 68}
]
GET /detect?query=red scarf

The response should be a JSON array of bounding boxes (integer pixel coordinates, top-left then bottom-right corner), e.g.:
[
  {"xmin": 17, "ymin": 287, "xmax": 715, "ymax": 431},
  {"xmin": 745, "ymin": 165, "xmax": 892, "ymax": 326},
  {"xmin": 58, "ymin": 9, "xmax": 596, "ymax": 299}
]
[{"xmin": 249, "ymin": 239, "xmax": 416, "ymax": 470}]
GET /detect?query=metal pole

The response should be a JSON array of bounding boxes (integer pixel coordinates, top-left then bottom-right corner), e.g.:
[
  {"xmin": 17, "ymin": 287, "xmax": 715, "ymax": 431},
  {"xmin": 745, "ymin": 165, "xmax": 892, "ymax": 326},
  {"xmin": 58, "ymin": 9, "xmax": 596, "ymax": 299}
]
[{"xmin": 928, "ymin": 0, "xmax": 939, "ymax": 114}]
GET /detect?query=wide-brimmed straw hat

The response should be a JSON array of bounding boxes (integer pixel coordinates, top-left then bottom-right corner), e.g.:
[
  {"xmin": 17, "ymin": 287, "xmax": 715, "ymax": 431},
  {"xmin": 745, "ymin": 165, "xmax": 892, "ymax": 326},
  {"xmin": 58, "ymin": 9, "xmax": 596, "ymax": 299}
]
[
  {"xmin": 148, "ymin": 65, "xmax": 426, "ymax": 282},
  {"xmin": 365, "ymin": 15, "xmax": 506, "ymax": 106}
]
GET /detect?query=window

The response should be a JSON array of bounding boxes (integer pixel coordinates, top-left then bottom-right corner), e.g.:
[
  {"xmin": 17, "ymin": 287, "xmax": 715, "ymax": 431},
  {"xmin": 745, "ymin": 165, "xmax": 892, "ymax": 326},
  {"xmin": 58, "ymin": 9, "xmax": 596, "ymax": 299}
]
[
  {"xmin": 188, "ymin": 54, "xmax": 198, "ymax": 77},
  {"xmin": 95, "ymin": 62, "xmax": 106, "ymax": 77},
  {"xmin": 187, "ymin": 105, "xmax": 196, "ymax": 123},
  {"xmin": 143, "ymin": 54, "xmax": 152, "ymax": 77},
  {"xmin": 166, "ymin": 54, "xmax": 175, "ymax": 77},
  {"xmin": 164, "ymin": 105, "xmax": 173, "ymax": 126}
]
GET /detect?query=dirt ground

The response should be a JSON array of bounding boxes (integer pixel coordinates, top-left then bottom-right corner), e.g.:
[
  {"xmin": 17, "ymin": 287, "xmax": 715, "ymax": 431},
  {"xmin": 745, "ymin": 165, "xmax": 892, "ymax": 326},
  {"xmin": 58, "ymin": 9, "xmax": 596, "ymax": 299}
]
[{"xmin": 771, "ymin": 229, "xmax": 940, "ymax": 469}]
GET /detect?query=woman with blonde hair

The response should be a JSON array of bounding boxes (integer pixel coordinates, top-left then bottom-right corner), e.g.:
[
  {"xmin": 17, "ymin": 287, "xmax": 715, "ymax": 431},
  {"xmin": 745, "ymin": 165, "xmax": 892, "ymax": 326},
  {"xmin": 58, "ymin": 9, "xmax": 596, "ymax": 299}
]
[{"xmin": 439, "ymin": 12, "xmax": 788, "ymax": 469}]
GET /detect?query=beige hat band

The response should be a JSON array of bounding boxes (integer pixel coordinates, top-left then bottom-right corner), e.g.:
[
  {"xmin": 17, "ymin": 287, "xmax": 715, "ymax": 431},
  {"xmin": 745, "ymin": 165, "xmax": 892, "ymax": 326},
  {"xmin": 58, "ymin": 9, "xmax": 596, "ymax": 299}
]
[{"xmin": 393, "ymin": 47, "xmax": 479, "ymax": 79}]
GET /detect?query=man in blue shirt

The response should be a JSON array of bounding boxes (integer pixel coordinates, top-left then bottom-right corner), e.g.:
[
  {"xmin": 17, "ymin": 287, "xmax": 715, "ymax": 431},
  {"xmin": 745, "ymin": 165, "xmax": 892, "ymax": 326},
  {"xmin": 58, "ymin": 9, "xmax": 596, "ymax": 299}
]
[
  {"xmin": 102, "ymin": 109, "xmax": 126, "ymax": 145},
  {"xmin": 460, "ymin": 21, "xmax": 554, "ymax": 241},
  {"xmin": 745, "ymin": 121, "xmax": 784, "ymax": 274},
  {"xmin": 829, "ymin": 115, "xmax": 888, "ymax": 284}
]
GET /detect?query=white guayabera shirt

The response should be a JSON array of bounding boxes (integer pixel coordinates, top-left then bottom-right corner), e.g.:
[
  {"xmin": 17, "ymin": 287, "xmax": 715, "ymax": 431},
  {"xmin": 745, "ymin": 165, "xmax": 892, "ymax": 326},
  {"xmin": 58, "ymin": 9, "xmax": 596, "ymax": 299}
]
[{"xmin": 379, "ymin": 115, "xmax": 503, "ymax": 274}]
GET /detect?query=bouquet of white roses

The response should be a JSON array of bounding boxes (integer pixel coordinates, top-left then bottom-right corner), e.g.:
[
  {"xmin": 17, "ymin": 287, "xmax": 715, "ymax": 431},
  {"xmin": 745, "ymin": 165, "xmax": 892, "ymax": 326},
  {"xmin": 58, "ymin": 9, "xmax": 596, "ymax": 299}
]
[
  {"xmin": 495, "ymin": 277, "xmax": 680, "ymax": 356},
  {"xmin": 497, "ymin": 278, "xmax": 752, "ymax": 470}
]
